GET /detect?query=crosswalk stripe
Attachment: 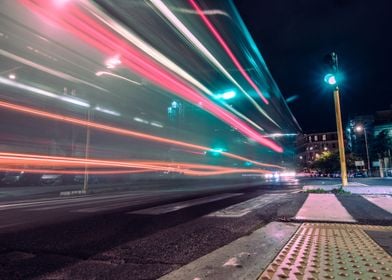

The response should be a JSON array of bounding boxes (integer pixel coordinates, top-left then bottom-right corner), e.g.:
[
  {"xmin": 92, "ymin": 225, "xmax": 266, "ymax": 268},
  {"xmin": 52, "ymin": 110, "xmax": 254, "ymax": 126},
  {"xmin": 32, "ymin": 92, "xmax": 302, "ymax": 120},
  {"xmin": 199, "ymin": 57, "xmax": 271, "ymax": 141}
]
[
  {"xmin": 128, "ymin": 193, "xmax": 242, "ymax": 215},
  {"xmin": 295, "ymin": 193, "xmax": 356, "ymax": 222},
  {"xmin": 208, "ymin": 193, "xmax": 288, "ymax": 218},
  {"xmin": 362, "ymin": 195, "xmax": 392, "ymax": 213}
]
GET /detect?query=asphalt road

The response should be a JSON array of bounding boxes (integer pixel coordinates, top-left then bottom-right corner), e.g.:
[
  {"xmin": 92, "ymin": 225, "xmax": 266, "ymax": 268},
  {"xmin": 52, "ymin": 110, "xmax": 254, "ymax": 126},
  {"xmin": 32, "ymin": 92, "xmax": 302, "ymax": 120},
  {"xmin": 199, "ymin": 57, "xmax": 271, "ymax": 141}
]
[
  {"xmin": 0, "ymin": 178, "xmax": 304, "ymax": 280},
  {"xmin": 1, "ymin": 177, "xmax": 390, "ymax": 279}
]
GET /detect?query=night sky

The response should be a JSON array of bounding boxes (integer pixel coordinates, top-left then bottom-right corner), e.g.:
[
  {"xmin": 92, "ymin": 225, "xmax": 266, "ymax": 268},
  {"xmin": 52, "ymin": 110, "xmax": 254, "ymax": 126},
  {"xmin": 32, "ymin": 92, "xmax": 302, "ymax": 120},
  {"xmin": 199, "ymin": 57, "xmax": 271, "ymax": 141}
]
[{"xmin": 234, "ymin": 0, "xmax": 392, "ymax": 133}]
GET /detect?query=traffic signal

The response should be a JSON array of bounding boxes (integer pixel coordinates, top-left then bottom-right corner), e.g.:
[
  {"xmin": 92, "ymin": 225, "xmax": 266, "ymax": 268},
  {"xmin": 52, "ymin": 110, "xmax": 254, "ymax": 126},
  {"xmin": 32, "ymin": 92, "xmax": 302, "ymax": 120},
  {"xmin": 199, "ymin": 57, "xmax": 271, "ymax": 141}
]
[
  {"xmin": 324, "ymin": 52, "xmax": 338, "ymax": 73},
  {"xmin": 323, "ymin": 52, "xmax": 339, "ymax": 86}
]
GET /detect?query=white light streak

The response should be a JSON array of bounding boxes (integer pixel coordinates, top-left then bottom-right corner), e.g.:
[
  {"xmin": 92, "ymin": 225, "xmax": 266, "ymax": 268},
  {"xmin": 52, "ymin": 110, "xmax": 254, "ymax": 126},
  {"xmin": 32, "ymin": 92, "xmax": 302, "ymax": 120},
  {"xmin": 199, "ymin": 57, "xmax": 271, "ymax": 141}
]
[
  {"xmin": 133, "ymin": 117, "xmax": 149, "ymax": 124},
  {"xmin": 60, "ymin": 96, "xmax": 90, "ymax": 108},
  {"xmin": 95, "ymin": 106, "xmax": 120, "ymax": 116},
  {"xmin": 150, "ymin": 121, "xmax": 163, "ymax": 128},
  {"xmin": 0, "ymin": 76, "xmax": 90, "ymax": 108},
  {"xmin": 95, "ymin": 71, "xmax": 141, "ymax": 85},
  {"xmin": 0, "ymin": 48, "xmax": 109, "ymax": 92},
  {"xmin": 0, "ymin": 76, "xmax": 57, "ymax": 98}
]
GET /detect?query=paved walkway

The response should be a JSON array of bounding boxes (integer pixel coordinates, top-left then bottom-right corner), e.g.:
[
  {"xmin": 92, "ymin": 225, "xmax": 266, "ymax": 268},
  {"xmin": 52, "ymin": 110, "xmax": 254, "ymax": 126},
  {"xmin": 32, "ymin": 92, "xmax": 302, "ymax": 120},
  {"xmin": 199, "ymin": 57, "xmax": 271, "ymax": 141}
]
[{"xmin": 259, "ymin": 223, "xmax": 392, "ymax": 280}]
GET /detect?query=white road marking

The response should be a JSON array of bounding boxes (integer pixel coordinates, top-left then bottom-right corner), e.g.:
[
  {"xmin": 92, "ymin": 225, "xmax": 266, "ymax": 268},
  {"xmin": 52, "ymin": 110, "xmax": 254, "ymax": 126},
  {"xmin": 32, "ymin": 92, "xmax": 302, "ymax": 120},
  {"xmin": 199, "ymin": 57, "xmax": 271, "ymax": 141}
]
[
  {"xmin": 295, "ymin": 194, "xmax": 356, "ymax": 222},
  {"xmin": 208, "ymin": 194, "xmax": 288, "ymax": 218},
  {"xmin": 363, "ymin": 195, "xmax": 392, "ymax": 213},
  {"xmin": 128, "ymin": 193, "xmax": 243, "ymax": 215}
]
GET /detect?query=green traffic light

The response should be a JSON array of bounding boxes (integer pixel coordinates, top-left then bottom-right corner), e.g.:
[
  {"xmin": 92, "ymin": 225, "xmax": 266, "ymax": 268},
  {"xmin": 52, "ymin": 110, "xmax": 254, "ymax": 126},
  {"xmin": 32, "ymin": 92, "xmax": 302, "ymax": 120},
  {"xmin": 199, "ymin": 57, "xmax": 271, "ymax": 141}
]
[{"xmin": 324, "ymin": 74, "xmax": 337, "ymax": 85}]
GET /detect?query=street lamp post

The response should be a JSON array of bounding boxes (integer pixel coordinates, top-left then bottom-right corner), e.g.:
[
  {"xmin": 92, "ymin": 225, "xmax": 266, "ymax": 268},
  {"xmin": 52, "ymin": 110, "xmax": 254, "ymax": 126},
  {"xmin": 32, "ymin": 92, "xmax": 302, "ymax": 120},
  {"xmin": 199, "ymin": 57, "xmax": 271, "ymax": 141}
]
[
  {"xmin": 355, "ymin": 125, "xmax": 371, "ymax": 176},
  {"xmin": 324, "ymin": 52, "xmax": 348, "ymax": 186},
  {"xmin": 83, "ymin": 109, "xmax": 92, "ymax": 193}
]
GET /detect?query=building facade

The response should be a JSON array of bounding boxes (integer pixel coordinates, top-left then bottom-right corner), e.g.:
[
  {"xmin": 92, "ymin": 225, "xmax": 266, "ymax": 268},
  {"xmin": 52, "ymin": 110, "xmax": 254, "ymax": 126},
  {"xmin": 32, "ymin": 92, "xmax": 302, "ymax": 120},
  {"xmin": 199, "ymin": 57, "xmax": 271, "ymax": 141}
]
[
  {"xmin": 297, "ymin": 131, "xmax": 340, "ymax": 167},
  {"xmin": 345, "ymin": 105, "xmax": 392, "ymax": 175}
]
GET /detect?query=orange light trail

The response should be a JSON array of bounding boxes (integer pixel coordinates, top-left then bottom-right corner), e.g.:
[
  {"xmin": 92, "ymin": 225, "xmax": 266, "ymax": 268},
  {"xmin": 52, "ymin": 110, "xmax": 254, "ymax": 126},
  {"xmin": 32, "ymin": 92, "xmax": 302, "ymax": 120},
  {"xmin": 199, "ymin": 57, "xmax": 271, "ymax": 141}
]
[
  {"xmin": 0, "ymin": 100, "xmax": 284, "ymax": 170},
  {"xmin": 0, "ymin": 152, "xmax": 271, "ymax": 177}
]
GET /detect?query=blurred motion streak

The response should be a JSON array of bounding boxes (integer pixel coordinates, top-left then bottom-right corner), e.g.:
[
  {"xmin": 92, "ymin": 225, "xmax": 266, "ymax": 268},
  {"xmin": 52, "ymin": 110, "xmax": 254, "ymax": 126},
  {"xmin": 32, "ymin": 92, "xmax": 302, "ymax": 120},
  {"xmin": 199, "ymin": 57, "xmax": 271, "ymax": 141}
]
[
  {"xmin": 95, "ymin": 71, "xmax": 141, "ymax": 85},
  {"xmin": 88, "ymin": 1, "xmax": 265, "ymax": 132},
  {"xmin": 0, "ymin": 152, "xmax": 272, "ymax": 176},
  {"xmin": 0, "ymin": 100, "xmax": 283, "ymax": 169},
  {"xmin": 0, "ymin": 48, "xmax": 109, "ymax": 92},
  {"xmin": 20, "ymin": 0, "xmax": 283, "ymax": 152},
  {"xmin": 150, "ymin": 0, "xmax": 278, "ymax": 127},
  {"xmin": 189, "ymin": 0, "xmax": 269, "ymax": 105}
]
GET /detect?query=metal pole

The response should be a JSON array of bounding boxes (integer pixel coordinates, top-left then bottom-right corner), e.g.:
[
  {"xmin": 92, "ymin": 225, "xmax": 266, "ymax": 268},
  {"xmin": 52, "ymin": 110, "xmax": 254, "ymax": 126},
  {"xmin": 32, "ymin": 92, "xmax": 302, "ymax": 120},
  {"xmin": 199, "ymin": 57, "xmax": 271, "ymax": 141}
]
[
  {"xmin": 363, "ymin": 127, "xmax": 371, "ymax": 176},
  {"xmin": 83, "ymin": 109, "xmax": 91, "ymax": 193},
  {"xmin": 333, "ymin": 87, "xmax": 348, "ymax": 186}
]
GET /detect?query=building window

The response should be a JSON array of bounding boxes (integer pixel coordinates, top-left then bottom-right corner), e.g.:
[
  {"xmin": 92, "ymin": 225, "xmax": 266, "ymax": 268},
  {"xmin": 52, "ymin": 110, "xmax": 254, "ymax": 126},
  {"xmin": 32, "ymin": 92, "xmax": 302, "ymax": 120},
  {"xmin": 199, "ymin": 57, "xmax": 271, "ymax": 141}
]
[
  {"xmin": 322, "ymin": 134, "xmax": 326, "ymax": 141},
  {"xmin": 314, "ymin": 135, "xmax": 318, "ymax": 141},
  {"xmin": 308, "ymin": 136, "xmax": 312, "ymax": 142},
  {"xmin": 332, "ymin": 143, "xmax": 336, "ymax": 149}
]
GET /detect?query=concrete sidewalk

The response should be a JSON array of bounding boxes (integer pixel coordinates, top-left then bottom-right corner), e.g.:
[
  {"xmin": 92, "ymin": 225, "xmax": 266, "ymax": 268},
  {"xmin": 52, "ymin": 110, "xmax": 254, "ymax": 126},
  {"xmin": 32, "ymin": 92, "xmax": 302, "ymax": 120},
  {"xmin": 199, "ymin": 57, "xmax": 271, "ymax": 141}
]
[
  {"xmin": 159, "ymin": 222, "xmax": 299, "ymax": 280},
  {"xmin": 303, "ymin": 182, "xmax": 392, "ymax": 194}
]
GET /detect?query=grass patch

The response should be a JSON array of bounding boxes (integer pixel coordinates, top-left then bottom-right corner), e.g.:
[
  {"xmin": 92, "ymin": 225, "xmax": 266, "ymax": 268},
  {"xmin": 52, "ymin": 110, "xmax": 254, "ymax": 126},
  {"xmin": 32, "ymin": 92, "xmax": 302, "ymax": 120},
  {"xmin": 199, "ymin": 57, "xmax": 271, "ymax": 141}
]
[
  {"xmin": 305, "ymin": 188, "xmax": 328, "ymax": 193},
  {"xmin": 305, "ymin": 187, "xmax": 351, "ymax": 195},
  {"xmin": 331, "ymin": 187, "xmax": 351, "ymax": 195}
]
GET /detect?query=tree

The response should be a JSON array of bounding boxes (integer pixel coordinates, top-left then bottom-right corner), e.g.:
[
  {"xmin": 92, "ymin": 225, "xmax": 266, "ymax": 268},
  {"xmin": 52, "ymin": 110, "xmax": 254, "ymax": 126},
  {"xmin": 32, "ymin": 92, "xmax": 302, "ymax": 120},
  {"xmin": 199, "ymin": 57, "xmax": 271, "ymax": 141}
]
[
  {"xmin": 311, "ymin": 151, "xmax": 359, "ymax": 174},
  {"xmin": 311, "ymin": 151, "xmax": 339, "ymax": 174},
  {"xmin": 371, "ymin": 129, "xmax": 392, "ymax": 159}
]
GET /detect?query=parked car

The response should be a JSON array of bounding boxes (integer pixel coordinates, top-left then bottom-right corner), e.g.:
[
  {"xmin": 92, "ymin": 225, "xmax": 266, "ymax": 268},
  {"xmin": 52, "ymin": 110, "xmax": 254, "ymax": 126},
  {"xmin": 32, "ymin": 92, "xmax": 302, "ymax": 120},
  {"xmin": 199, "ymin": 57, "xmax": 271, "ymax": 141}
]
[
  {"xmin": 353, "ymin": 171, "xmax": 367, "ymax": 178},
  {"xmin": 1, "ymin": 171, "xmax": 42, "ymax": 186},
  {"xmin": 73, "ymin": 175, "xmax": 100, "ymax": 184}
]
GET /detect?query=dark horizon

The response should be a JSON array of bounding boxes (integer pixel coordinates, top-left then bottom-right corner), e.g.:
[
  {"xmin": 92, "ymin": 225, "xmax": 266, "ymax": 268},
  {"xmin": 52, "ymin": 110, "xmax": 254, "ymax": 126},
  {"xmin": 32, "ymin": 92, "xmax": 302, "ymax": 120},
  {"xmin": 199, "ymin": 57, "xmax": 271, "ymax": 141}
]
[{"xmin": 234, "ymin": 0, "xmax": 392, "ymax": 133}]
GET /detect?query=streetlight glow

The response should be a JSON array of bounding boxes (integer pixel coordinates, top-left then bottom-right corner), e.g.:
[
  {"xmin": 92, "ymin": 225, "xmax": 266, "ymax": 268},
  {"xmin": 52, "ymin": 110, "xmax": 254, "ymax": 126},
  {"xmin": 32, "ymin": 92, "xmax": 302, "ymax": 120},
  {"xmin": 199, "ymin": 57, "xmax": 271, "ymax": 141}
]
[
  {"xmin": 355, "ymin": 124, "xmax": 371, "ymax": 175},
  {"xmin": 221, "ymin": 90, "xmax": 236, "ymax": 100},
  {"xmin": 215, "ymin": 90, "xmax": 236, "ymax": 100}
]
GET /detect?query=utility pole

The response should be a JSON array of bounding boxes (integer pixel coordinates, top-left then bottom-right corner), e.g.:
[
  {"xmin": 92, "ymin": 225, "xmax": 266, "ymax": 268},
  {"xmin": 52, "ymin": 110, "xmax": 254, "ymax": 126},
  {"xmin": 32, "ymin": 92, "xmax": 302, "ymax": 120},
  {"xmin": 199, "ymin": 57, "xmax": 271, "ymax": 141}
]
[
  {"xmin": 83, "ymin": 109, "xmax": 91, "ymax": 193},
  {"xmin": 324, "ymin": 52, "xmax": 348, "ymax": 186}
]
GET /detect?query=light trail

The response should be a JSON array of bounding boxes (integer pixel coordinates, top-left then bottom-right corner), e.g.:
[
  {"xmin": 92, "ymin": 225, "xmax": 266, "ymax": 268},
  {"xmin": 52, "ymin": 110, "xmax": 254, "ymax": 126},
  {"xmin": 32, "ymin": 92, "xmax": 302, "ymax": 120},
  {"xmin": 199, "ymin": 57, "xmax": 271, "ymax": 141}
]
[
  {"xmin": 150, "ymin": 0, "xmax": 280, "ymax": 128},
  {"xmin": 95, "ymin": 71, "xmax": 142, "ymax": 85},
  {"xmin": 0, "ymin": 48, "xmax": 109, "ymax": 92},
  {"xmin": 189, "ymin": 0, "xmax": 269, "ymax": 105},
  {"xmin": 0, "ymin": 152, "xmax": 272, "ymax": 176},
  {"xmin": 87, "ymin": 2, "xmax": 265, "ymax": 132},
  {"xmin": 0, "ymin": 167, "xmax": 152, "ymax": 175},
  {"xmin": 21, "ymin": 0, "xmax": 283, "ymax": 151},
  {"xmin": 0, "ymin": 100, "xmax": 284, "ymax": 169}
]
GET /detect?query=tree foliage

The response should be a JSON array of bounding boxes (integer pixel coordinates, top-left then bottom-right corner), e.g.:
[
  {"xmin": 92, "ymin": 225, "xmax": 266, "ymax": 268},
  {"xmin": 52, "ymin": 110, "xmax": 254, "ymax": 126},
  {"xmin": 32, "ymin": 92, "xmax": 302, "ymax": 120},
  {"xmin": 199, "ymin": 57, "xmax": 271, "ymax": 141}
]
[
  {"xmin": 311, "ymin": 151, "xmax": 339, "ymax": 174},
  {"xmin": 371, "ymin": 129, "xmax": 392, "ymax": 159},
  {"xmin": 311, "ymin": 151, "xmax": 360, "ymax": 173}
]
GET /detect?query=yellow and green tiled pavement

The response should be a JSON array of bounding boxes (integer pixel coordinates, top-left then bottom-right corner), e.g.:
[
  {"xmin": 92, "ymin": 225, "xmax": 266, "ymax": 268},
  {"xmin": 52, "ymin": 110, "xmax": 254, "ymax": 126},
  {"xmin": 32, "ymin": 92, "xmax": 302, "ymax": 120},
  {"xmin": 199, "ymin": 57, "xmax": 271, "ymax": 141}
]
[{"xmin": 259, "ymin": 223, "xmax": 392, "ymax": 280}]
